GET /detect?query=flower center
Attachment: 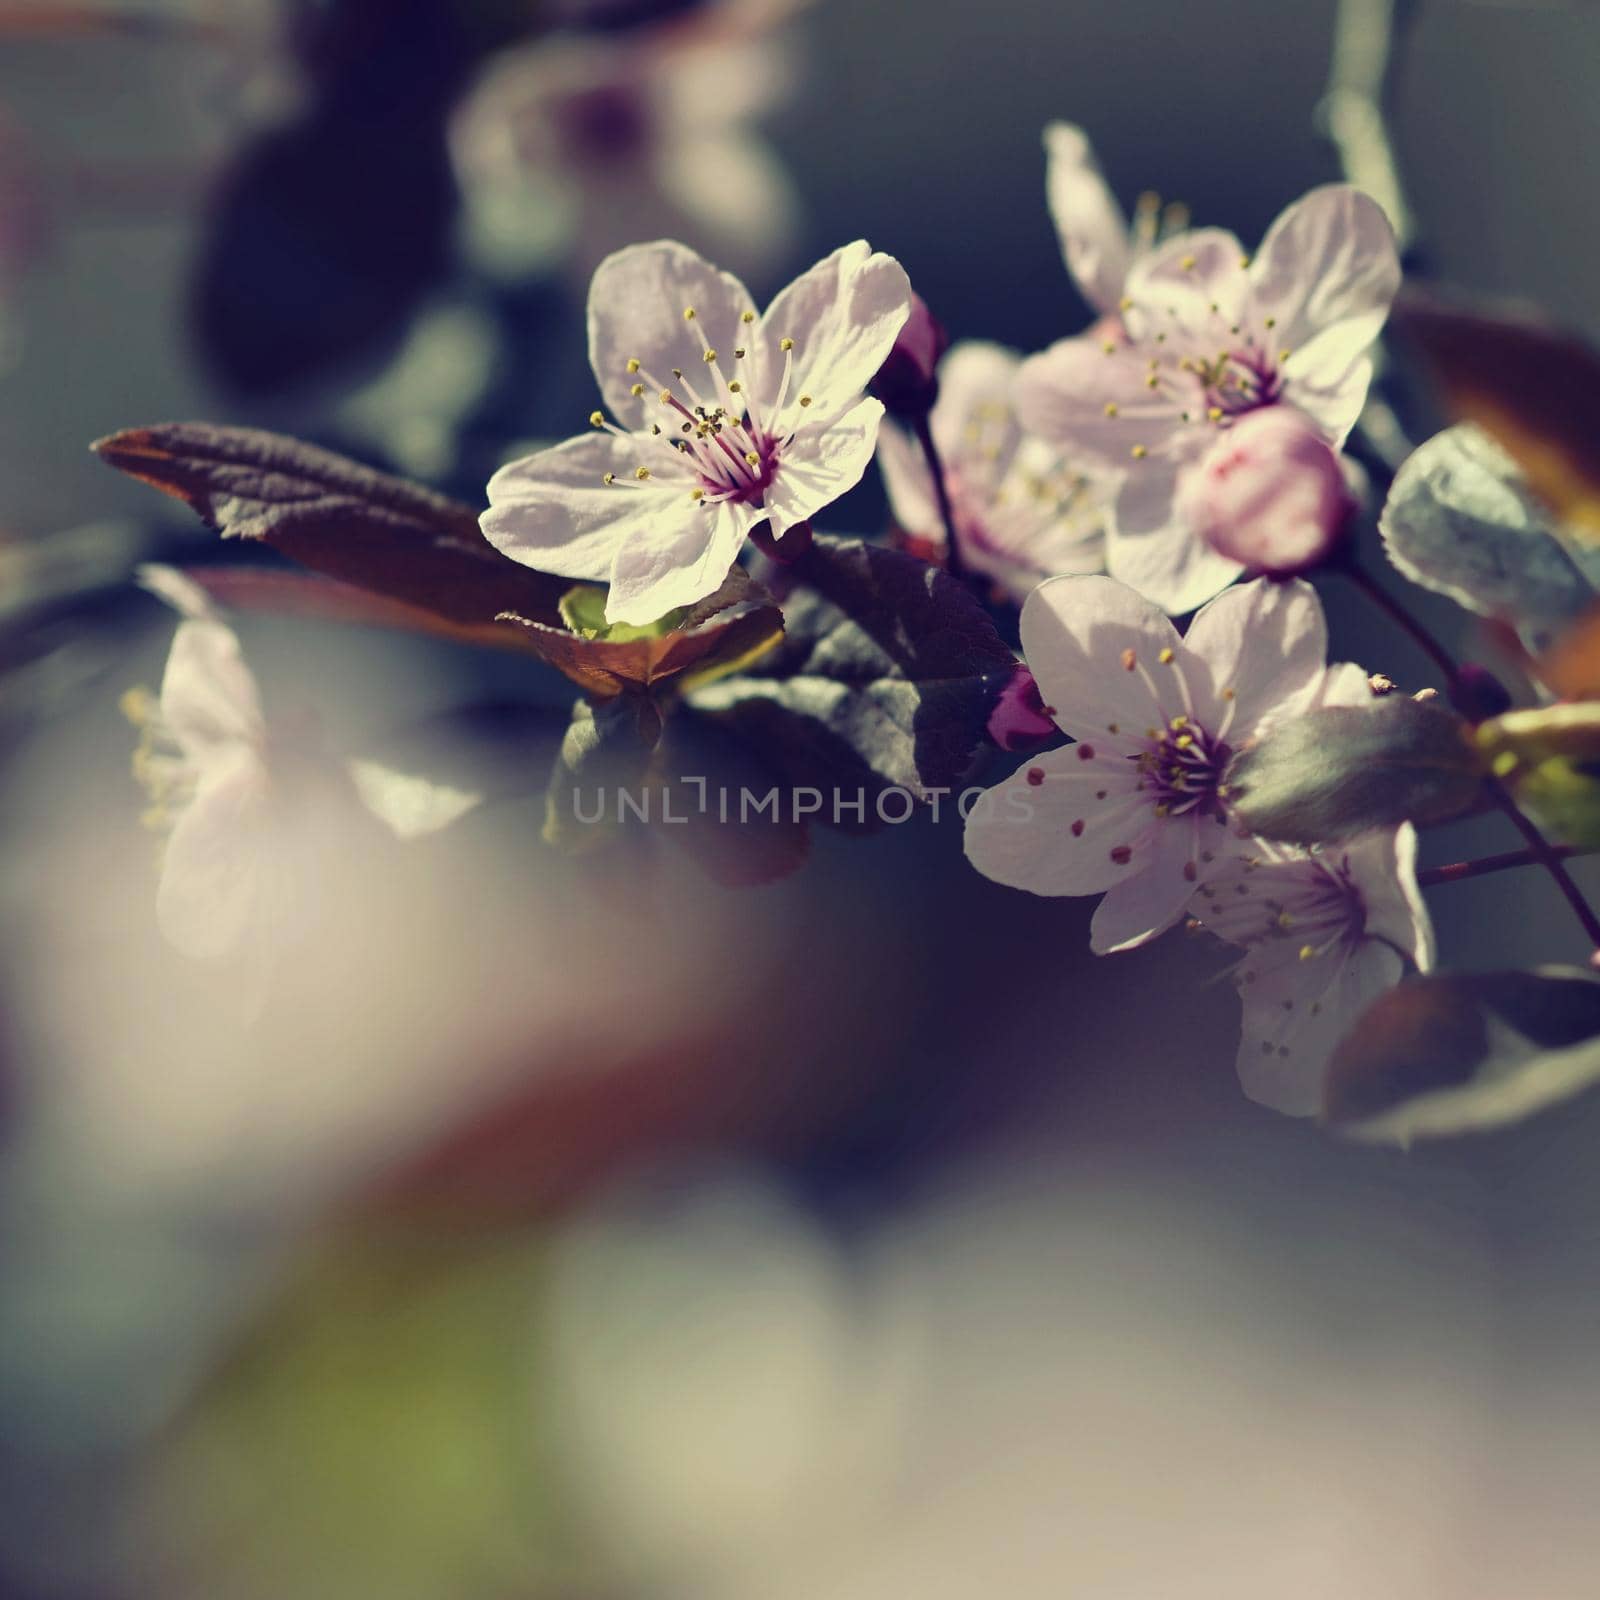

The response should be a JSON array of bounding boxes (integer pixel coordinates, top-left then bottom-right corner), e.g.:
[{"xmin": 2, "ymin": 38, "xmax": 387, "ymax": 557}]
[
  {"xmin": 1135, "ymin": 715, "xmax": 1231, "ymax": 818},
  {"xmin": 592, "ymin": 310, "xmax": 815, "ymax": 510}
]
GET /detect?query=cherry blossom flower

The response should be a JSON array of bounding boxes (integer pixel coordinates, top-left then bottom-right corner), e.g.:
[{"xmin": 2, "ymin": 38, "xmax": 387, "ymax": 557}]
[
  {"xmin": 450, "ymin": 2, "xmax": 806, "ymax": 284},
  {"xmin": 876, "ymin": 341, "xmax": 1107, "ymax": 604},
  {"xmin": 1192, "ymin": 827, "xmax": 1434, "ymax": 1116},
  {"xmin": 482, "ymin": 238, "xmax": 912, "ymax": 626},
  {"xmin": 963, "ymin": 573, "xmax": 1344, "ymax": 954},
  {"xmin": 1017, "ymin": 183, "xmax": 1401, "ymax": 615}
]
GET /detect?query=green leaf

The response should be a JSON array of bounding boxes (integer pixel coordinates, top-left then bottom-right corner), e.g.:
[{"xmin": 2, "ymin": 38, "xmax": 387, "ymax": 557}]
[
  {"xmin": 1326, "ymin": 969, "xmax": 1600, "ymax": 1142},
  {"xmin": 1225, "ymin": 697, "xmax": 1485, "ymax": 845}
]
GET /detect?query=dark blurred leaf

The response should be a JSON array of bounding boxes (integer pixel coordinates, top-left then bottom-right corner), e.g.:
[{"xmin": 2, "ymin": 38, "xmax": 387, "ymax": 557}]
[
  {"xmin": 1326, "ymin": 968, "xmax": 1600, "ymax": 1142},
  {"xmin": 92, "ymin": 423, "xmax": 565, "ymax": 629},
  {"xmin": 1379, "ymin": 424, "xmax": 1600, "ymax": 651},
  {"xmin": 543, "ymin": 698, "xmax": 654, "ymax": 853},
  {"xmin": 1226, "ymin": 697, "xmax": 1484, "ymax": 844},
  {"xmin": 1394, "ymin": 292, "xmax": 1600, "ymax": 539},
  {"xmin": 500, "ymin": 571, "xmax": 784, "ymax": 702},
  {"xmin": 688, "ymin": 534, "xmax": 1019, "ymax": 799}
]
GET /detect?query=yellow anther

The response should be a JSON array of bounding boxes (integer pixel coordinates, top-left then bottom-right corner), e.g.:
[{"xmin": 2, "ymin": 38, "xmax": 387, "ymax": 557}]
[
  {"xmin": 1207, "ymin": 406, "xmax": 1223, "ymax": 422},
  {"xmin": 1119, "ymin": 296, "xmax": 1133, "ymax": 311},
  {"xmin": 659, "ymin": 389, "xmax": 673, "ymax": 403},
  {"xmin": 1131, "ymin": 444, "xmax": 1148, "ymax": 459},
  {"xmin": 626, "ymin": 358, "xmax": 641, "ymax": 374},
  {"xmin": 1104, "ymin": 402, "xmax": 1119, "ymax": 418},
  {"xmin": 703, "ymin": 348, "xmax": 717, "ymax": 363},
  {"xmin": 1180, "ymin": 253, "xmax": 1197, "ymax": 272},
  {"xmin": 741, "ymin": 310, "xmax": 756, "ymax": 324},
  {"xmin": 1174, "ymin": 733, "xmax": 1193, "ymax": 750},
  {"xmin": 683, "ymin": 307, "xmax": 697, "ymax": 321},
  {"xmin": 1264, "ymin": 317, "xmax": 1276, "ymax": 330},
  {"xmin": 1170, "ymin": 715, "xmax": 1187, "ymax": 729},
  {"xmin": 1158, "ymin": 647, "xmax": 1175, "ymax": 664},
  {"xmin": 1238, "ymin": 254, "xmax": 1250, "ymax": 269},
  {"xmin": 1222, "ymin": 687, "xmax": 1236, "ymax": 701},
  {"xmin": 603, "ymin": 472, "xmax": 616, "ymax": 485},
  {"xmin": 780, "ymin": 337, "xmax": 794, "ymax": 352},
  {"xmin": 1276, "ymin": 911, "xmax": 1294, "ymax": 930},
  {"xmin": 630, "ymin": 382, "xmax": 646, "ymax": 397},
  {"xmin": 1298, "ymin": 944, "xmax": 1316, "ymax": 962},
  {"xmin": 635, "ymin": 466, "xmax": 651, "ymax": 481},
  {"xmin": 589, "ymin": 410, "xmax": 605, "ymax": 427},
  {"xmin": 799, "ymin": 395, "xmax": 812, "ymax": 407},
  {"xmin": 1279, "ymin": 348, "xmax": 1292, "ymax": 362},
  {"xmin": 744, "ymin": 451, "xmax": 760, "ymax": 466},
  {"xmin": 1102, "ymin": 341, "xmax": 1117, "ymax": 354},
  {"xmin": 728, "ymin": 380, "xmax": 742, "ymax": 393},
  {"xmin": 1146, "ymin": 375, "xmax": 1159, "ymax": 389},
  {"xmin": 690, "ymin": 488, "xmax": 704, "ymax": 501}
]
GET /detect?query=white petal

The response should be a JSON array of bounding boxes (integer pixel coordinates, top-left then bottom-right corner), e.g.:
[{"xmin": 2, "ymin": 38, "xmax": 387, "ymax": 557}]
[
  {"xmin": 929, "ymin": 340, "xmax": 1023, "ymax": 472},
  {"xmin": 1106, "ymin": 464, "xmax": 1243, "ymax": 616},
  {"xmin": 1044, "ymin": 122, "xmax": 1132, "ymax": 316},
  {"xmin": 1248, "ymin": 186, "xmax": 1399, "ymax": 387},
  {"xmin": 1017, "ymin": 574, "xmax": 1178, "ymax": 745},
  {"xmin": 1284, "ymin": 354, "xmax": 1373, "ymax": 448},
  {"xmin": 756, "ymin": 241, "xmax": 911, "ymax": 425},
  {"xmin": 1122, "ymin": 227, "xmax": 1251, "ymax": 345},
  {"xmin": 875, "ymin": 417, "xmax": 940, "ymax": 542},
  {"xmin": 157, "ymin": 752, "xmax": 275, "ymax": 963},
  {"xmin": 587, "ymin": 240, "xmax": 756, "ymax": 422},
  {"xmin": 160, "ymin": 618, "xmax": 264, "ymax": 767},
  {"xmin": 1235, "ymin": 939, "xmax": 1403, "ymax": 1116},
  {"xmin": 963, "ymin": 748, "xmax": 1146, "ymax": 897},
  {"xmin": 605, "ymin": 495, "xmax": 756, "ymax": 625},
  {"xmin": 1181, "ymin": 576, "xmax": 1328, "ymax": 735},
  {"xmin": 139, "ymin": 563, "xmax": 220, "ymax": 621},
  {"xmin": 1089, "ymin": 811, "xmax": 1202, "ymax": 953},
  {"xmin": 482, "ymin": 431, "xmax": 697, "ymax": 584},
  {"xmin": 1015, "ymin": 336, "xmax": 1188, "ymax": 468},
  {"xmin": 1343, "ymin": 823, "xmax": 1435, "ymax": 971},
  {"xmin": 764, "ymin": 396, "xmax": 884, "ymax": 538}
]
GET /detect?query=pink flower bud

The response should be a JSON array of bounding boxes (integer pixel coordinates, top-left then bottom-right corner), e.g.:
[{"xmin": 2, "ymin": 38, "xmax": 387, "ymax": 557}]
[
  {"xmin": 869, "ymin": 292, "xmax": 949, "ymax": 420},
  {"xmin": 1179, "ymin": 406, "xmax": 1354, "ymax": 575},
  {"xmin": 987, "ymin": 665, "xmax": 1057, "ymax": 752}
]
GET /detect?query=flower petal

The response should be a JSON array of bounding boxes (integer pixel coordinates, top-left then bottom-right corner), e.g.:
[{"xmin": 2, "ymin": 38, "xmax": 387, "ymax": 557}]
[
  {"xmin": 1235, "ymin": 939, "xmax": 1403, "ymax": 1116},
  {"xmin": 1089, "ymin": 810, "xmax": 1202, "ymax": 953},
  {"xmin": 929, "ymin": 340, "xmax": 1022, "ymax": 472},
  {"xmin": 1345, "ymin": 823, "xmax": 1435, "ymax": 971},
  {"xmin": 1181, "ymin": 576, "xmax": 1328, "ymax": 736},
  {"xmin": 1248, "ymin": 185, "xmax": 1399, "ymax": 388},
  {"xmin": 587, "ymin": 240, "xmax": 756, "ymax": 423},
  {"xmin": 1122, "ymin": 227, "xmax": 1251, "ymax": 346},
  {"xmin": 1015, "ymin": 336, "xmax": 1188, "ymax": 468},
  {"xmin": 160, "ymin": 618, "xmax": 264, "ymax": 767},
  {"xmin": 758, "ymin": 241, "xmax": 912, "ymax": 426},
  {"xmin": 604, "ymin": 494, "xmax": 757, "ymax": 626},
  {"xmin": 1017, "ymin": 574, "xmax": 1179, "ymax": 745},
  {"xmin": 764, "ymin": 395, "xmax": 885, "ymax": 537},
  {"xmin": 1283, "ymin": 353, "xmax": 1373, "ymax": 448},
  {"xmin": 1043, "ymin": 122, "xmax": 1132, "ymax": 316},
  {"xmin": 1106, "ymin": 463, "xmax": 1243, "ymax": 616},
  {"xmin": 875, "ymin": 417, "xmax": 939, "ymax": 542},
  {"xmin": 157, "ymin": 751, "xmax": 275, "ymax": 963},
  {"xmin": 482, "ymin": 430, "xmax": 697, "ymax": 584},
  {"xmin": 963, "ymin": 748, "xmax": 1146, "ymax": 897}
]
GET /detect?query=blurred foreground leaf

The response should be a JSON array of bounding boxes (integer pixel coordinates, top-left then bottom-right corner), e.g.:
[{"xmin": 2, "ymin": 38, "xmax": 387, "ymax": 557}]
[{"xmin": 1326, "ymin": 968, "xmax": 1600, "ymax": 1143}]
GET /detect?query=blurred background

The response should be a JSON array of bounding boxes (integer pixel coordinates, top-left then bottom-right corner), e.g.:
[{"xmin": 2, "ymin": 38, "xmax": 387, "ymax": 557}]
[{"xmin": 4, "ymin": 2, "xmax": 1600, "ymax": 1596}]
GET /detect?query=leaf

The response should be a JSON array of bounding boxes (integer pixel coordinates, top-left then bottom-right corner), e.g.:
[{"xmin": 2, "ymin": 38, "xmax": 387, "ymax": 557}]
[
  {"xmin": 1325, "ymin": 969, "xmax": 1600, "ymax": 1142},
  {"xmin": 1225, "ymin": 697, "xmax": 1485, "ymax": 844},
  {"xmin": 1477, "ymin": 703, "xmax": 1600, "ymax": 847},
  {"xmin": 543, "ymin": 699, "xmax": 655, "ymax": 855},
  {"xmin": 1393, "ymin": 292, "xmax": 1600, "ymax": 538},
  {"xmin": 688, "ymin": 534, "xmax": 1019, "ymax": 799},
  {"xmin": 1379, "ymin": 424, "xmax": 1600, "ymax": 651},
  {"xmin": 92, "ymin": 423, "xmax": 566, "ymax": 631},
  {"xmin": 499, "ymin": 571, "xmax": 784, "ymax": 704}
]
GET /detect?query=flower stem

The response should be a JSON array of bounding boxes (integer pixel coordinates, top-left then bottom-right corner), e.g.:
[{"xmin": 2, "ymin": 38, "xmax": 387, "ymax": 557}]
[
  {"xmin": 1341, "ymin": 560, "xmax": 1600, "ymax": 951},
  {"xmin": 913, "ymin": 415, "xmax": 968, "ymax": 583},
  {"xmin": 1419, "ymin": 844, "xmax": 1590, "ymax": 888}
]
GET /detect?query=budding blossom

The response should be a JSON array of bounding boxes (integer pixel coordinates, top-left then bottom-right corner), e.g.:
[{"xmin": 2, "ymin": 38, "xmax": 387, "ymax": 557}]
[
  {"xmin": 876, "ymin": 342, "xmax": 1107, "ymax": 604},
  {"xmin": 1176, "ymin": 404, "xmax": 1355, "ymax": 574},
  {"xmin": 482, "ymin": 239, "xmax": 912, "ymax": 625},
  {"xmin": 868, "ymin": 291, "xmax": 948, "ymax": 420},
  {"xmin": 963, "ymin": 574, "xmax": 1349, "ymax": 954},
  {"xmin": 1192, "ymin": 828, "xmax": 1434, "ymax": 1116},
  {"xmin": 1017, "ymin": 181, "xmax": 1401, "ymax": 615}
]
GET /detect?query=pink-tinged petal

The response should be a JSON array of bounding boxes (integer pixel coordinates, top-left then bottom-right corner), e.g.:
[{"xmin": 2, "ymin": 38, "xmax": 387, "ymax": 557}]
[
  {"xmin": 1106, "ymin": 463, "xmax": 1244, "ymax": 617},
  {"xmin": 1248, "ymin": 186, "xmax": 1399, "ymax": 384},
  {"xmin": 757, "ymin": 241, "xmax": 912, "ymax": 426},
  {"xmin": 157, "ymin": 750, "xmax": 275, "ymax": 963},
  {"xmin": 764, "ymin": 395, "xmax": 884, "ymax": 537},
  {"xmin": 160, "ymin": 618, "xmax": 264, "ymax": 768},
  {"xmin": 482, "ymin": 431, "xmax": 696, "ymax": 584},
  {"xmin": 1122, "ymin": 227, "xmax": 1251, "ymax": 345},
  {"xmin": 963, "ymin": 749, "xmax": 1146, "ymax": 897},
  {"xmin": 587, "ymin": 240, "xmax": 756, "ymax": 422},
  {"xmin": 929, "ymin": 340, "xmax": 1022, "ymax": 471},
  {"xmin": 1235, "ymin": 939, "xmax": 1403, "ymax": 1116},
  {"xmin": 1014, "ymin": 336, "xmax": 1188, "ymax": 468},
  {"xmin": 1314, "ymin": 660, "xmax": 1376, "ymax": 709},
  {"xmin": 1283, "ymin": 353, "xmax": 1373, "ymax": 448},
  {"xmin": 1043, "ymin": 122, "xmax": 1131, "ymax": 316},
  {"xmin": 876, "ymin": 417, "xmax": 939, "ymax": 542},
  {"xmin": 1017, "ymin": 574, "xmax": 1179, "ymax": 745},
  {"xmin": 1181, "ymin": 576, "xmax": 1327, "ymax": 735},
  {"xmin": 604, "ymin": 496, "xmax": 757, "ymax": 625},
  {"xmin": 1089, "ymin": 811, "xmax": 1201, "ymax": 954},
  {"xmin": 1345, "ymin": 823, "xmax": 1435, "ymax": 971}
]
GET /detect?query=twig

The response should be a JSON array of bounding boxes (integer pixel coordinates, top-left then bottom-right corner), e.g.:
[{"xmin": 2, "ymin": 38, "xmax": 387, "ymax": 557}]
[
  {"xmin": 913, "ymin": 415, "xmax": 968, "ymax": 583},
  {"xmin": 1420, "ymin": 843, "xmax": 1589, "ymax": 886}
]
